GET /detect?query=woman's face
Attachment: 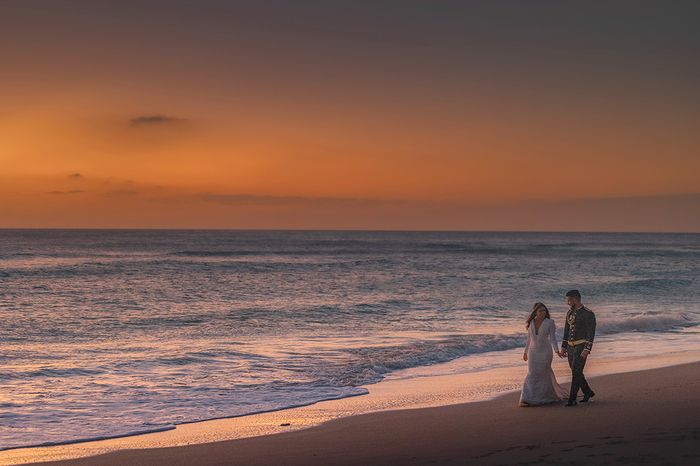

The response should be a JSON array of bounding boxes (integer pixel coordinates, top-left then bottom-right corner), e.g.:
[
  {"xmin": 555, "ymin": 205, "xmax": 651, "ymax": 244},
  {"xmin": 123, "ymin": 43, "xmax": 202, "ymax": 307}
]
[{"xmin": 535, "ymin": 307, "xmax": 547, "ymax": 319}]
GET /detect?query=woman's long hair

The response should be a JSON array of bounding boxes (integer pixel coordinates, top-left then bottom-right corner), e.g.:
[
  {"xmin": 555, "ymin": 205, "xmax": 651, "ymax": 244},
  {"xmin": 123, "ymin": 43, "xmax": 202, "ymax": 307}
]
[{"xmin": 526, "ymin": 302, "xmax": 550, "ymax": 328}]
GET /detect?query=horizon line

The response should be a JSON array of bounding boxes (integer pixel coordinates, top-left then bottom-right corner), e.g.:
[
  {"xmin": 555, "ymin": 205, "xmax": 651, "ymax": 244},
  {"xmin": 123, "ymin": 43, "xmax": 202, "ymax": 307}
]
[{"xmin": 0, "ymin": 227, "xmax": 698, "ymax": 234}]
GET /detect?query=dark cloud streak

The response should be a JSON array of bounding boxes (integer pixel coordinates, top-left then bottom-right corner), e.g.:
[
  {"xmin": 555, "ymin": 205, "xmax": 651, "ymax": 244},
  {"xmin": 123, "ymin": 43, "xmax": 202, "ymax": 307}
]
[
  {"xmin": 47, "ymin": 190, "xmax": 85, "ymax": 195},
  {"xmin": 129, "ymin": 115, "xmax": 183, "ymax": 127}
]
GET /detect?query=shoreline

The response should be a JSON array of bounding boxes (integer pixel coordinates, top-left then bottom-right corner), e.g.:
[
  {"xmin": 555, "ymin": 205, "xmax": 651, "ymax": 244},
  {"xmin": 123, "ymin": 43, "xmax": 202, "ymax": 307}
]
[
  {"xmin": 2, "ymin": 345, "xmax": 698, "ymax": 465},
  {"xmin": 26, "ymin": 360, "xmax": 700, "ymax": 465}
]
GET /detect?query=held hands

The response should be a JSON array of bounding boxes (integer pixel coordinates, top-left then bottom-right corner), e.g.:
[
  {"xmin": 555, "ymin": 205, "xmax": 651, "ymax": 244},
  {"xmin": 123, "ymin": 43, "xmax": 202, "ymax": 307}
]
[{"xmin": 523, "ymin": 352, "xmax": 528, "ymax": 362}]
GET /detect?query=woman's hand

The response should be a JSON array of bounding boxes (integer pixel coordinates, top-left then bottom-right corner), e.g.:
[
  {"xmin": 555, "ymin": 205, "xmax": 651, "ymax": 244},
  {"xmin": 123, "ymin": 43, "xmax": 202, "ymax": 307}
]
[{"xmin": 523, "ymin": 352, "xmax": 528, "ymax": 361}]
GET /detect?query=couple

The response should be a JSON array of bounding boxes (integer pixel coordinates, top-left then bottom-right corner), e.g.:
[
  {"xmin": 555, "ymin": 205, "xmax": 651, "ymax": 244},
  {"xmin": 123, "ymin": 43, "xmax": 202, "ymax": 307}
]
[{"xmin": 519, "ymin": 290, "xmax": 597, "ymax": 407}]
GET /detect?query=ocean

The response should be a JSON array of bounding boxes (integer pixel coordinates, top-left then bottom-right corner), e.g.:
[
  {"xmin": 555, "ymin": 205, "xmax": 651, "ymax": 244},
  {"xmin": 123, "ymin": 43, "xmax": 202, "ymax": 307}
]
[{"xmin": 1, "ymin": 230, "xmax": 698, "ymax": 449}]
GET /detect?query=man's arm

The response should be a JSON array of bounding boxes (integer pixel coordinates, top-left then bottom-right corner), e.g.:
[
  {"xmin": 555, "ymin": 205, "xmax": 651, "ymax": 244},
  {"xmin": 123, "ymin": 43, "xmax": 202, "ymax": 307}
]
[
  {"xmin": 561, "ymin": 311, "xmax": 571, "ymax": 354},
  {"xmin": 584, "ymin": 312, "xmax": 596, "ymax": 353}
]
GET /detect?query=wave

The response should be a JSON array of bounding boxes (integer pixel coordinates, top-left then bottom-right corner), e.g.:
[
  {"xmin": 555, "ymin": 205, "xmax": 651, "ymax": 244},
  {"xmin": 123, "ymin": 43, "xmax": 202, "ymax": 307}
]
[
  {"xmin": 619, "ymin": 278, "xmax": 694, "ymax": 290},
  {"xmin": 0, "ymin": 426, "xmax": 176, "ymax": 452},
  {"xmin": 162, "ymin": 245, "xmax": 700, "ymax": 260},
  {"xmin": 170, "ymin": 250, "xmax": 265, "ymax": 257},
  {"xmin": 597, "ymin": 312, "xmax": 695, "ymax": 335},
  {"xmin": 0, "ymin": 367, "xmax": 106, "ymax": 380},
  {"xmin": 325, "ymin": 334, "xmax": 526, "ymax": 386}
]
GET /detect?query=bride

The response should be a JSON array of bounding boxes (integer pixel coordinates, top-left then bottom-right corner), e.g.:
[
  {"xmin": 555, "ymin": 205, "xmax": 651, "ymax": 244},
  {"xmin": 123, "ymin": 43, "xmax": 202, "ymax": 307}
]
[{"xmin": 519, "ymin": 302, "xmax": 568, "ymax": 406}]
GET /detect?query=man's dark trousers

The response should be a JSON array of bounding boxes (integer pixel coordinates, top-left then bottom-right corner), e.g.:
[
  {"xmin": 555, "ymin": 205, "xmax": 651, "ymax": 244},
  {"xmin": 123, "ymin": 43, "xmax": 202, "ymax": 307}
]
[{"xmin": 567, "ymin": 344, "xmax": 592, "ymax": 402}]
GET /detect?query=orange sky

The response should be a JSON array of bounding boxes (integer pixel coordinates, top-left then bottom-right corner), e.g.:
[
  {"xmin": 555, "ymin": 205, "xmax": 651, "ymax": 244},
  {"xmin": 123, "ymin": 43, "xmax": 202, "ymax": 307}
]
[{"xmin": 1, "ymin": 2, "xmax": 698, "ymax": 231}]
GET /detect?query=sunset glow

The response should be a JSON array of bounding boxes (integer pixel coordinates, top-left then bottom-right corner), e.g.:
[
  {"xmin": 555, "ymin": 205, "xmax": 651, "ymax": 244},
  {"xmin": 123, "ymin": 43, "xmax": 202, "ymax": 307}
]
[{"xmin": 1, "ymin": 2, "xmax": 698, "ymax": 230}]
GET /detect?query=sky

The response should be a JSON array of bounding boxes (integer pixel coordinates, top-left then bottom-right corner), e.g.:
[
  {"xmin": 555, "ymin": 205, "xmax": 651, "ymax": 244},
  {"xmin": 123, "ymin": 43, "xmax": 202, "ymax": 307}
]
[{"xmin": 1, "ymin": 1, "xmax": 699, "ymax": 231}]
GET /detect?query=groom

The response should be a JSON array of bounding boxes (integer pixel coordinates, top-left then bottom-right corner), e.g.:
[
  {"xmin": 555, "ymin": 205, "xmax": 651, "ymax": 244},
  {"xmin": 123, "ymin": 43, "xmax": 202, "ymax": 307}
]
[{"xmin": 561, "ymin": 290, "xmax": 596, "ymax": 406}]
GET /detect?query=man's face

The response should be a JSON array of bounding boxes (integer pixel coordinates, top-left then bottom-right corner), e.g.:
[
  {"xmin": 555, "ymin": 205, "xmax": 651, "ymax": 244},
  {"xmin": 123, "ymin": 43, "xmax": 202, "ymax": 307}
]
[{"xmin": 566, "ymin": 296, "xmax": 578, "ymax": 307}]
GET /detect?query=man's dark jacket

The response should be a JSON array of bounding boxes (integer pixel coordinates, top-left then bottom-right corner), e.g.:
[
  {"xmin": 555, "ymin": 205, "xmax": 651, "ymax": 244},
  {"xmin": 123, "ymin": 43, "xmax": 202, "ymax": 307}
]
[{"xmin": 562, "ymin": 305, "xmax": 596, "ymax": 352}]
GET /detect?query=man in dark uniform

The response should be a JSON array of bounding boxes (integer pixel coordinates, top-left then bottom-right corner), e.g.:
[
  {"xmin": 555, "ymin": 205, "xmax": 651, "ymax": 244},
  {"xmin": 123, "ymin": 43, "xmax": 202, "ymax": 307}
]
[{"xmin": 561, "ymin": 289, "xmax": 596, "ymax": 406}]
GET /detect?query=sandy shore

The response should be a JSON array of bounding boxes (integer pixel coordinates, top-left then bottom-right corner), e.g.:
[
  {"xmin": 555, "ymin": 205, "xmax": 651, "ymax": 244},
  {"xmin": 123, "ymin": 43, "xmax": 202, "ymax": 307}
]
[{"xmin": 22, "ymin": 361, "xmax": 700, "ymax": 465}]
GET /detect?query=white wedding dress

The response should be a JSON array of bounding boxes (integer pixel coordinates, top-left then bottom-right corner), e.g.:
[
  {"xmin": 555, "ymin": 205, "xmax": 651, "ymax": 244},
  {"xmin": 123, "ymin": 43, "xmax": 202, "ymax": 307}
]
[{"xmin": 519, "ymin": 318, "xmax": 568, "ymax": 405}]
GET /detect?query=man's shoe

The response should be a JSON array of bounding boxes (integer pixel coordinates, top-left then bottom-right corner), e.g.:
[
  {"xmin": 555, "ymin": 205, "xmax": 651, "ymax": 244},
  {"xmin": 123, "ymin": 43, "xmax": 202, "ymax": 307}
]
[
  {"xmin": 581, "ymin": 391, "xmax": 596, "ymax": 403},
  {"xmin": 565, "ymin": 400, "xmax": 577, "ymax": 407}
]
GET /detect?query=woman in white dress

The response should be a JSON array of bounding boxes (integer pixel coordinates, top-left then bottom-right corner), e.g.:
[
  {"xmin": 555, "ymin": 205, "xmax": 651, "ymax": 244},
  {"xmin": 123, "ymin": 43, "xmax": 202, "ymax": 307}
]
[{"xmin": 519, "ymin": 302, "xmax": 568, "ymax": 407}]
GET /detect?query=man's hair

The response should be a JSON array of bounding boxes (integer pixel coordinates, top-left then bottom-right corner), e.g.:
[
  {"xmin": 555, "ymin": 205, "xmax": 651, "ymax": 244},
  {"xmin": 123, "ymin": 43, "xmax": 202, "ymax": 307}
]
[{"xmin": 566, "ymin": 289, "xmax": 582, "ymax": 299}]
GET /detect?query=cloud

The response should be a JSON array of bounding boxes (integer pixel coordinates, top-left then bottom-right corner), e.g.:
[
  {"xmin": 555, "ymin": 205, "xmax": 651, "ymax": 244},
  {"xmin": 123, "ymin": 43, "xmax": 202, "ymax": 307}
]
[
  {"xmin": 47, "ymin": 190, "xmax": 85, "ymax": 195},
  {"xmin": 104, "ymin": 189, "xmax": 139, "ymax": 197},
  {"xmin": 198, "ymin": 193, "xmax": 309, "ymax": 205},
  {"xmin": 196, "ymin": 192, "xmax": 410, "ymax": 206},
  {"xmin": 129, "ymin": 114, "xmax": 183, "ymax": 127},
  {"xmin": 68, "ymin": 173, "xmax": 83, "ymax": 179}
]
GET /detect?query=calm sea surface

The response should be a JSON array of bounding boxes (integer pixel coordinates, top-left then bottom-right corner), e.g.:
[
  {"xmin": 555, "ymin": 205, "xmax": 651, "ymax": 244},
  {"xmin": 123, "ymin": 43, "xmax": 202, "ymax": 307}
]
[{"xmin": 1, "ymin": 230, "xmax": 698, "ymax": 449}]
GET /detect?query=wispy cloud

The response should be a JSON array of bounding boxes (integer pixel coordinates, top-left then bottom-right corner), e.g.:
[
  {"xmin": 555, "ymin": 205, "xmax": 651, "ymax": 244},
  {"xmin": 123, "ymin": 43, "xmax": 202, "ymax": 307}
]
[
  {"xmin": 68, "ymin": 173, "xmax": 83, "ymax": 179},
  {"xmin": 129, "ymin": 114, "xmax": 183, "ymax": 127},
  {"xmin": 104, "ymin": 189, "xmax": 139, "ymax": 197},
  {"xmin": 47, "ymin": 190, "xmax": 85, "ymax": 195}
]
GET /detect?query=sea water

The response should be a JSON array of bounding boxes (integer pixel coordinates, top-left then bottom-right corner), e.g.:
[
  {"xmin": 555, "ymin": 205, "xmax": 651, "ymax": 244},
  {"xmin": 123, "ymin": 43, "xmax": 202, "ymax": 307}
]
[{"xmin": 0, "ymin": 230, "xmax": 698, "ymax": 449}]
